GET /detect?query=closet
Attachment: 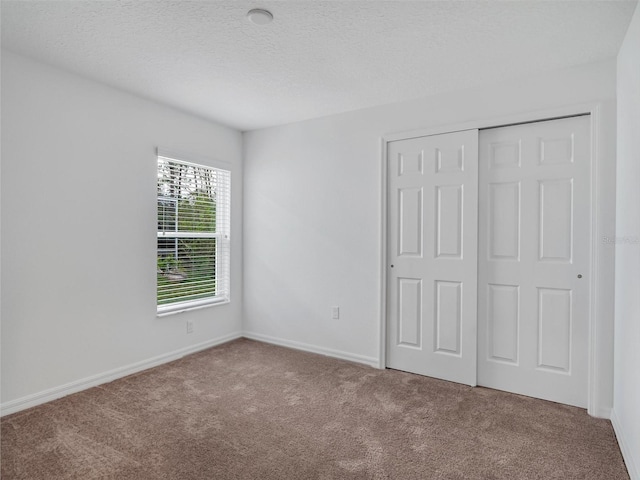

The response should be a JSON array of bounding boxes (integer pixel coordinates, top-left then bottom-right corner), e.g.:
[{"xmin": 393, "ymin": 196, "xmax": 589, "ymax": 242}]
[{"xmin": 386, "ymin": 115, "xmax": 590, "ymax": 408}]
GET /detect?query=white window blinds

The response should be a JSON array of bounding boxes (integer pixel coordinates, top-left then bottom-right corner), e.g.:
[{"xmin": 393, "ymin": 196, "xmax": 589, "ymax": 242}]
[{"xmin": 157, "ymin": 155, "xmax": 230, "ymax": 315}]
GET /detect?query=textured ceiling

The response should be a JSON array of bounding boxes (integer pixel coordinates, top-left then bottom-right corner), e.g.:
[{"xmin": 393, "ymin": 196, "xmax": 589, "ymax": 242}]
[{"xmin": 1, "ymin": 1, "xmax": 637, "ymax": 131}]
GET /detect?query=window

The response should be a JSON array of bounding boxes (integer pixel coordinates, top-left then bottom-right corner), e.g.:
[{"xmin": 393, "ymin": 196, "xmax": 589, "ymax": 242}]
[{"xmin": 157, "ymin": 153, "xmax": 230, "ymax": 315}]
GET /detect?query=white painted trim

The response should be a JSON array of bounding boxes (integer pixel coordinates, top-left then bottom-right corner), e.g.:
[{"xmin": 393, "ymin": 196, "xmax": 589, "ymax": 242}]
[
  {"xmin": 1, "ymin": 331, "xmax": 379, "ymax": 418},
  {"xmin": 380, "ymin": 101, "xmax": 607, "ymax": 416},
  {"xmin": 243, "ymin": 332, "xmax": 380, "ymax": 368},
  {"xmin": 0, "ymin": 332, "xmax": 242, "ymax": 417},
  {"xmin": 612, "ymin": 409, "xmax": 640, "ymax": 480},
  {"xmin": 156, "ymin": 147, "xmax": 232, "ymax": 171},
  {"xmin": 594, "ymin": 406, "xmax": 612, "ymax": 420},
  {"xmin": 378, "ymin": 136, "xmax": 389, "ymax": 370},
  {"xmin": 587, "ymin": 104, "xmax": 602, "ymax": 418},
  {"xmin": 157, "ymin": 297, "xmax": 230, "ymax": 317},
  {"xmin": 383, "ymin": 103, "xmax": 595, "ymax": 143}
]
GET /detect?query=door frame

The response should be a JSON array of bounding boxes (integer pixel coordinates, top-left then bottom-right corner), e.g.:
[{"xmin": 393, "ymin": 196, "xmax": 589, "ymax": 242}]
[{"xmin": 379, "ymin": 102, "xmax": 611, "ymax": 418}]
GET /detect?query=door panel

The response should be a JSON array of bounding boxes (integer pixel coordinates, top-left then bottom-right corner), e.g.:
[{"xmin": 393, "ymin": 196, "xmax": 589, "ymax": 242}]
[
  {"xmin": 539, "ymin": 179, "xmax": 573, "ymax": 262},
  {"xmin": 487, "ymin": 283, "xmax": 519, "ymax": 363},
  {"xmin": 435, "ymin": 185, "xmax": 463, "ymax": 258},
  {"xmin": 488, "ymin": 181, "xmax": 520, "ymax": 260},
  {"xmin": 398, "ymin": 278, "xmax": 422, "ymax": 347},
  {"xmin": 387, "ymin": 130, "xmax": 478, "ymax": 386},
  {"xmin": 478, "ymin": 116, "xmax": 590, "ymax": 407},
  {"xmin": 398, "ymin": 187, "xmax": 423, "ymax": 256},
  {"xmin": 434, "ymin": 280, "xmax": 462, "ymax": 355}
]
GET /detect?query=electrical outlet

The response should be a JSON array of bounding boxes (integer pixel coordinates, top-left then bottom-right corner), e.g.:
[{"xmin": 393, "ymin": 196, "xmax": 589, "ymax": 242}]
[
  {"xmin": 332, "ymin": 306, "xmax": 340, "ymax": 320},
  {"xmin": 186, "ymin": 320, "xmax": 194, "ymax": 334}
]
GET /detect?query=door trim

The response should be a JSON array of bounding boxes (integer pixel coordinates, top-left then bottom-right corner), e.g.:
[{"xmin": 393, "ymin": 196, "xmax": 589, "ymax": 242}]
[{"xmin": 379, "ymin": 102, "xmax": 608, "ymax": 417}]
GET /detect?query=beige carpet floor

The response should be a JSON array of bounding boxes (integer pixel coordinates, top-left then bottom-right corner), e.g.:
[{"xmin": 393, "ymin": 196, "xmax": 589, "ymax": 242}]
[{"xmin": 1, "ymin": 338, "xmax": 629, "ymax": 479}]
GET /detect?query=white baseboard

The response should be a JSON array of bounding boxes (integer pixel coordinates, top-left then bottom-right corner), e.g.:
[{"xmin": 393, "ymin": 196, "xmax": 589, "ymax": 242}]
[
  {"xmin": 590, "ymin": 406, "xmax": 612, "ymax": 419},
  {"xmin": 611, "ymin": 409, "xmax": 640, "ymax": 480},
  {"xmin": 0, "ymin": 332, "xmax": 242, "ymax": 417},
  {"xmin": 242, "ymin": 331, "xmax": 380, "ymax": 368},
  {"xmin": 0, "ymin": 331, "xmax": 377, "ymax": 417}
]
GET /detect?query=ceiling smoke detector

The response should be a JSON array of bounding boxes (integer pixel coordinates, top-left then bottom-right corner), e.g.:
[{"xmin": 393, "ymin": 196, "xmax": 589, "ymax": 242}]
[{"xmin": 247, "ymin": 9, "xmax": 273, "ymax": 25}]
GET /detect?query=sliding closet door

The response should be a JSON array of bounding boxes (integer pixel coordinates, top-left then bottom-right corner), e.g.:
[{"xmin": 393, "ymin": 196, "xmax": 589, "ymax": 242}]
[
  {"xmin": 477, "ymin": 116, "xmax": 591, "ymax": 407},
  {"xmin": 387, "ymin": 130, "xmax": 478, "ymax": 386}
]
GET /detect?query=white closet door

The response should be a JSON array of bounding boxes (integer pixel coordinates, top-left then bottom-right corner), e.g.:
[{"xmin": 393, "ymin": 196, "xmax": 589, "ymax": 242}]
[
  {"xmin": 387, "ymin": 130, "xmax": 478, "ymax": 386},
  {"xmin": 477, "ymin": 116, "xmax": 591, "ymax": 407}
]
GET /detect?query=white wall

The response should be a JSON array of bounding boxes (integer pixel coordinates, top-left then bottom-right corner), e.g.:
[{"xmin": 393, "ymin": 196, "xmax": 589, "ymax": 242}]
[
  {"xmin": 0, "ymin": 52, "xmax": 244, "ymax": 411},
  {"xmin": 613, "ymin": 3, "xmax": 640, "ymax": 479},
  {"xmin": 244, "ymin": 59, "xmax": 618, "ymax": 414}
]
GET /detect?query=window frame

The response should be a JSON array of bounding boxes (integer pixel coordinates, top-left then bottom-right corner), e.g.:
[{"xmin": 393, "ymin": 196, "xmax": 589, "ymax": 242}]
[{"xmin": 156, "ymin": 149, "xmax": 231, "ymax": 316}]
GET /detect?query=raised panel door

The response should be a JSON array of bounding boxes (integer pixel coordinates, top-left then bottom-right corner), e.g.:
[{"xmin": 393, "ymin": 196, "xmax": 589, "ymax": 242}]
[
  {"xmin": 477, "ymin": 116, "xmax": 590, "ymax": 407},
  {"xmin": 387, "ymin": 130, "xmax": 478, "ymax": 386}
]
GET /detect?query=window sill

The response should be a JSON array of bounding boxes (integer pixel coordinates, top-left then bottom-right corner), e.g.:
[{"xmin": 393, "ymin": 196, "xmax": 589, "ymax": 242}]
[{"xmin": 157, "ymin": 297, "xmax": 229, "ymax": 317}]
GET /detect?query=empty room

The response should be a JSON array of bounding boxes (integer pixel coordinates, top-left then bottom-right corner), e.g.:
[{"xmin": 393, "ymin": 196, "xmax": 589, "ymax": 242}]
[{"xmin": 1, "ymin": 1, "xmax": 639, "ymax": 479}]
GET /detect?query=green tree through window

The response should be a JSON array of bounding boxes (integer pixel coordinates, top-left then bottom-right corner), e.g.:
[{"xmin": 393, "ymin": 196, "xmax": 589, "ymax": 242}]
[{"xmin": 157, "ymin": 155, "xmax": 230, "ymax": 314}]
